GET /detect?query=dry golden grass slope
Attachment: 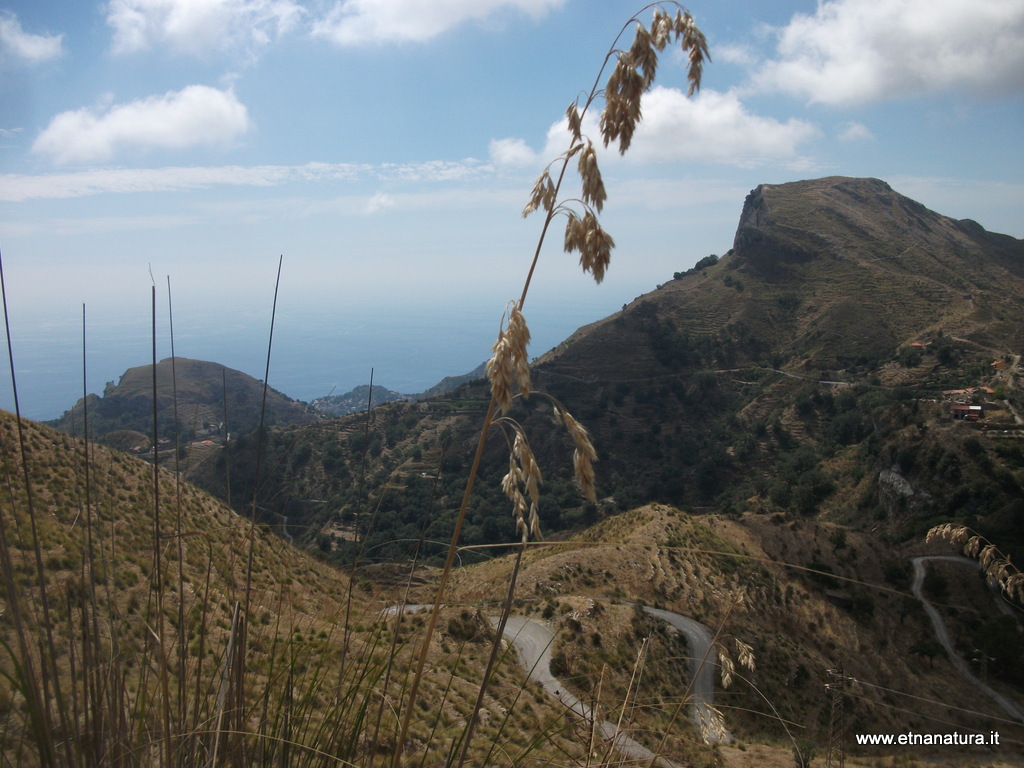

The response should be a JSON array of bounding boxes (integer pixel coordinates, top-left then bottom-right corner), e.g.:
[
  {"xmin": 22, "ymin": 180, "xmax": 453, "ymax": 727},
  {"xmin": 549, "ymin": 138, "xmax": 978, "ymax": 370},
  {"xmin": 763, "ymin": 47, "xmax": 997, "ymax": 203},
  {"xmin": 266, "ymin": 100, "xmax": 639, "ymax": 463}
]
[{"xmin": 0, "ymin": 409, "xmax": 639, "ymax": 766}]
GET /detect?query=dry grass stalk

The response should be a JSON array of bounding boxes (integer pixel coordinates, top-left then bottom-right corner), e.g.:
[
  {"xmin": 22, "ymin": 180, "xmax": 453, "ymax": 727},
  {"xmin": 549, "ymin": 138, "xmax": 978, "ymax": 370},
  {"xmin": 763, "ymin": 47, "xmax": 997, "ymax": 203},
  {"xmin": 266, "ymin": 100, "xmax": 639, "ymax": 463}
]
[
  {"xmin": 927, "ymin": 522, "xmax": 1024, "ymax": 603},
  {"xmin": 717, "ymin": 637, "xmax": 755, "ymax": 690},
  {"xmin": 697, "ymin": 704, "xmax": 728, "ymax": 747},
  {"xmin": 443, "ymin": 13, "xmax": 711, "ymax": 760},
  {"xmin": 499, "ymin": 424, "xmax": 543, "ymax": 542},
  {"xmin": 520, "ymin": 2, "xmax": 709, "ymax": 293},
  {"xmin": 552, "ymin": 404, "xmax": 598, "ymax": 503},
  {"xmin": 486, "ymin": 302, "xmax": 532, "ymax": 415}
]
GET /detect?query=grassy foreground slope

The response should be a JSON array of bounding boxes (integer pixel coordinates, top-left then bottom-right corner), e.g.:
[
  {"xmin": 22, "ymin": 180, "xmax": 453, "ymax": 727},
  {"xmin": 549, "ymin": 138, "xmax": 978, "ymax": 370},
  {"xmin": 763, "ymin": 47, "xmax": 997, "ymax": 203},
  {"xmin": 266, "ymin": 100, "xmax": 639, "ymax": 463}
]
[{"xmin": 0, "ymin": 410, "xmax": 607, "ymax": 767}]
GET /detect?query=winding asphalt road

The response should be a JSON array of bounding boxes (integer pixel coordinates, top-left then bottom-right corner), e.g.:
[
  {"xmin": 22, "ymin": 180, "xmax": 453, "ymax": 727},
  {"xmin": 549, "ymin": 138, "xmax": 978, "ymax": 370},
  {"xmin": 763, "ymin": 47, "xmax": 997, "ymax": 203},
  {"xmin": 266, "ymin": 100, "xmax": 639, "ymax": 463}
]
[
  {"xmin": 496, "ymin": 616, "xmax": 685, "ymax": 766},
  {"xmin": 911, "ymin": 555, "xmax": 1024, "ymax": 722},
  {"xmin": 643, "ymin": 606, "xmax": 720, "ymax": 739},
  {"xmin": 493, "ymin": 605, "xmax": 722, "ymax": 767}
]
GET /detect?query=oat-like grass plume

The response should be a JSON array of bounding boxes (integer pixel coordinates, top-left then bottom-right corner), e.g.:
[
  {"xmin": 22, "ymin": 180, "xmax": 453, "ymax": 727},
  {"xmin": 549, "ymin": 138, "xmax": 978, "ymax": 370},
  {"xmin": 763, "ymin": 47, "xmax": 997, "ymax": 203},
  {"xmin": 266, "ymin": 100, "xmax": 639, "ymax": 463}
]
[
  {"xmin": 396, "ymin": 5, "xmax": 711, "ymax": 766},
  {"xmin": 486, "ymin": 301, "xmax": 532, "ymax": 416},
  {"xmin": 927, "ymin": 523, "xmax": 1024, "ymax": 603}
]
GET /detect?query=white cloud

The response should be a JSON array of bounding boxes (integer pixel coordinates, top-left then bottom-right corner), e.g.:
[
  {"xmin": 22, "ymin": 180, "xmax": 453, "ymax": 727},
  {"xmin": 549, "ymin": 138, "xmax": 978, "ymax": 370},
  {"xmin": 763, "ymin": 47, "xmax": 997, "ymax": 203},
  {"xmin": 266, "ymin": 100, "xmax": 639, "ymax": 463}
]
[
  {"xmin": 377, "ymin": 159, "xmax": 488, "ymax": 182},
  {"xmin": 0, "ymin": 159, "xmax": 497, "ymax": 201},
  {"xmin": 364, "ymin": 191, "xmax": 395, "ymax": 214},
  {"xmin": 752, "ymin": 0, "xmax": 1024, "ymax": 105},
  {"xmin": 515, "ymin": 86, "xmax": 818, "ymax": 172},
  {"xmin": 626, "ymin": 86, "xmax": 818, "ymax": 167},
  {"xmin": 0, "ymin": 163, "xmax": 343, "ymax": 201},
  {"xmin": 32, "ymin": 85, "xmax": 250, "ymax": 164},
  {"xmin": 311, "ymin": 0, "xmax": 566, "ymax": 45},
  {"xmin": 489, "ymin": 137, "xmax": 539, "ymax": 168},
  {"xmin": 106, "ymin": 0, "xmax": 304, "ymax": 56},
  {"xmin": 837, "ymin": 121, "xmax": 873, "ymax": 142},
  {"xmin": 714, "ymin": 43, "xmax": 757, "ymax": 68},
  {"xmin": 0, "ymin": 11, "xmax": 64, "ymax": 64}
]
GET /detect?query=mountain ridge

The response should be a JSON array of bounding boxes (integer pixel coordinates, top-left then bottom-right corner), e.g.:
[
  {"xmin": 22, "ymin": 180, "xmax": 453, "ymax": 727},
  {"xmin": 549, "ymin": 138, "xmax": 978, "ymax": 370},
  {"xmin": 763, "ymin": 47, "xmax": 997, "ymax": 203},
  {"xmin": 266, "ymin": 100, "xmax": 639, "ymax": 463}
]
[
  {"xmin": 202, "ymin": 176, "xmax": 1024, "ymax": 567},
  {"xmin": 537, "ymin": 176, "xmax": 1023, "ymax": 379}
]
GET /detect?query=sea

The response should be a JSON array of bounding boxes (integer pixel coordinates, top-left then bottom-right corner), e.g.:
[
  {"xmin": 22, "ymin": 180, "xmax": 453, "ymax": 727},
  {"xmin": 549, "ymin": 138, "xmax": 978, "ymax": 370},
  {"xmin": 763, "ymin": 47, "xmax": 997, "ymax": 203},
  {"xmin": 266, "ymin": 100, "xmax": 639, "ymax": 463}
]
[{"xmin": 0, "ymin": 296, "xmax": 620, "ymax": 422}]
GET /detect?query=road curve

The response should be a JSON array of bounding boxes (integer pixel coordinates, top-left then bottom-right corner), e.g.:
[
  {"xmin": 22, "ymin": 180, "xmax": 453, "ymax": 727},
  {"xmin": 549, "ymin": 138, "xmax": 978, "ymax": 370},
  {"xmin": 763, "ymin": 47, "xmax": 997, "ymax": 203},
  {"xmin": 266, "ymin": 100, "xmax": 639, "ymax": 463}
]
[
  {"xmin": 385, "ymin": 601, "xmax": 722, "ymax": 761},
  {"xmin": 494, "ymin": 605, "xmax": 723, "ymax": 766},
  {"xmin": 495, "ymin": 616, "xmax": 686, "ymax": 767},
  {"xmin": 911, "ymin": 555, "xmax": 1024, "ymax": 722},
  {"xmin": 643, "ymin": 606, "xmax": 721, "ymax": 739}
]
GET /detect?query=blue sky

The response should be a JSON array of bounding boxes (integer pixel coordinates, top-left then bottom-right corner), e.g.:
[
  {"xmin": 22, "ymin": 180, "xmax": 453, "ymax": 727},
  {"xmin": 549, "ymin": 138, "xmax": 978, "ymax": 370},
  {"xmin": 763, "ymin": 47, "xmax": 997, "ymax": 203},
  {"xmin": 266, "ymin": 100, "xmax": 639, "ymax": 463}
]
[{"xmin": 1, "ymin": 0, "xmax": 1023, "ymax": 418}]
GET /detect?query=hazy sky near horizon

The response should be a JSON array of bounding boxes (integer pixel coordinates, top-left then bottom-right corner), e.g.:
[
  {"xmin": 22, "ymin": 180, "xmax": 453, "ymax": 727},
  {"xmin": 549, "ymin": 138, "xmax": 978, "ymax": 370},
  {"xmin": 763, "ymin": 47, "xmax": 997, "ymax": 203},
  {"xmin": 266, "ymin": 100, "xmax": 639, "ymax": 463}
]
[{"xmin": 1, "ymin": 0, "xmax": 1023, "ymax": 415}]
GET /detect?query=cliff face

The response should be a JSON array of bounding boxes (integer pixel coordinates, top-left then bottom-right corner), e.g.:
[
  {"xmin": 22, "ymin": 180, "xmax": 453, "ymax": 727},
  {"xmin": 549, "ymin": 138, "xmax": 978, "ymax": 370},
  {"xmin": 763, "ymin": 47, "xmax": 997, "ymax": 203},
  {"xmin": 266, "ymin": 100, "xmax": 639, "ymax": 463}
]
[
  {"xmin": 732, "ymin": 176, "xmax": 1024, "ymax": 277},
  {"xmin": 723, "ymin": 176, "xmax": 1024, "ymax": 361},
  {"xmin": 534, "ymin": 177, "xmax": 1024, "ymax": 379}
]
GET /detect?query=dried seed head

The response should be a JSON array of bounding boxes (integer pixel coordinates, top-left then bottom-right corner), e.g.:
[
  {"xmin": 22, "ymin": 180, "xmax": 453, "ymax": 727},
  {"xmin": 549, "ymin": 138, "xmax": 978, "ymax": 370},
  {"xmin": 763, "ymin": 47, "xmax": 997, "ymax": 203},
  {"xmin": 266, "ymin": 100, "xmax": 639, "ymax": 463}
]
[
  {"xmin": 501, "ymin": 453, "xmax": 522, "ymax": 498},
  {"xmin": 563, "ymin": 210, "xmax": 614, "ymax": 283},
  {"xmin": 529, "ymin": 506, "xmax": 540, "ymax": 539},
  {"xmin": 964, "ymin": 535, "xmax": 983, "ymax": 558},
  {"xmin": 925, "ymin": 524, "xmax": 1022, "ymax": 600},
  {"xmin": 486, "ymin": 302, "xmax": 532, "ymax": 414},
  {"xmin": 562, "ymin": 409, "xmax": 596, "ymax": 462},
  {"xmin": 502, "ymin": 452, "xmax": 527, "ymax": 535},
  {"xmin": 651, "ymin": 8, "xmax": 671, "ymax": 51},
  {"xmin": 522, "ymin": 169, "xmax": 556, "ymax": 218},
  {"xmin": 979, "ymin": 543, "xmax": 999, "ymax": 572},
  {"xmin": 926, "ymin": 522, "xmax": 971, "ymax": 547},
  {"xmin": 503, "ymin": 429, "xmax": 543, "ymax": 542},
  {"xmin": 629, "ymin": 21, "xmax": 657, "ymax": 89},
  {"xmin": 600, "ymin": 55, "xmax": 645, "ymax": 154},
  {"xmin": 563, "ymin": 210, "xmax": 580, "ymax": 252},
  {"xmin": 598, "ymin": 95, "xmax": 631, "ymax": 154},
  {"xmin": 577, "ymin": 140, "xmax": 606, "ymax": 213},
  {"xmin": 719, "ymin": 650, "xmax": 734, "ymax": 689},
  {"xmin": 598, "ymin": 7, "xmax": 707, "ymax": 154},
  {"xmin": 573, "ymin": 448, "xmax": 596, "ymax": 503},
  {"xmin": 558, "ymin": 407, "xmax": 597, "ymax": 502},
  {"xmin": 583, "ymin": 212, "xmax": 614, "ymax": 283},
  {"xmin": 988, "ymin": 558, "xmax": 1012, "ymax": 588},
  {"xmin": 515, "ymin": 430, "xmax": 542, "ymax": 509},
  {"xmin": 508, "ymin": 304, "xmax": 532, "ymax": 396},
  {"xmin": 512, "ymin": 493, "xmax": 529, "ymax": 539},
  {"xmin": 675, "ymin": 10, "xmax": 709, "ymax": 97},
  {"xmin": 734, "ymin": 638, "xmax": 755, "ymax": 671},
  {"xmin": 486, "ymin": 334, "xmax": 514, "ymax": 414},
  {"xmin": 1005, "ymin": 572, "xmax": 1024, "ymax": 603},
  {"xmin": 698, "ymin": 705, "xmax": 728, "ymax": 745},
  {"xmin": 565, "ymin": 102, "xmax": 582, "ymax": 144}
]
